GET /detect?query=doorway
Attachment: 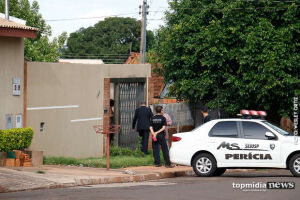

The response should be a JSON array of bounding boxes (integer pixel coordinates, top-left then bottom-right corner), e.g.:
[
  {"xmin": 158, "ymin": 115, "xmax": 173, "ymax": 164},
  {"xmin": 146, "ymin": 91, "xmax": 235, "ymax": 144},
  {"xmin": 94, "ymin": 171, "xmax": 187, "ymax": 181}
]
[{"xmin": 111, "ymin": 78, "xmax": 146, "ymax": 149}]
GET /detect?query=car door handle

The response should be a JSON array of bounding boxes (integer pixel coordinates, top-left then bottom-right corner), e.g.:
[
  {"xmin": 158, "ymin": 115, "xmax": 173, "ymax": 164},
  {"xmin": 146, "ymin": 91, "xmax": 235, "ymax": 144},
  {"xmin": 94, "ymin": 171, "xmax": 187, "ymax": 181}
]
[{"xmin": 208, "ymin": 140, "xmax": 216, "ymax": 143}]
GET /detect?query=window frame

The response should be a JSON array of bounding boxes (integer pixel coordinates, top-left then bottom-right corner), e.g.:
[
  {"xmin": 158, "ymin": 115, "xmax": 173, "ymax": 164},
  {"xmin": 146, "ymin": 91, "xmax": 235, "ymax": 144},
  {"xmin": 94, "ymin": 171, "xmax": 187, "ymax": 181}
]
[
  {"xmin": 6, "ymin": 114, "xmax": 13, "ymax": 129},
  {"xmin": 12, "ymin": 78, "xmax": 21, "ymax": 96},
  {"xmin": 209, "ymin": 121, "xmax": 241, "ymax": 138},
  {"xmin": 40, "ymin": 122, "xmax": 45, "ymax": 132},
  {"xmin": 15, "ymin": 114, "xmax": 23, "ymax": 128}
]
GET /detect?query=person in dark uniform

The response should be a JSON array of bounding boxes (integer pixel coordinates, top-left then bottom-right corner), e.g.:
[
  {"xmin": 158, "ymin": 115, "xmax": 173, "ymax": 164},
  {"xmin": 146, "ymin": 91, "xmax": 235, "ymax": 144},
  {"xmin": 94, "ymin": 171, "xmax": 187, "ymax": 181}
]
[
  {"xmin": 132, "ymin": 101, "xmax": 153, "ymax": 154},
  {"xmin": 150, "ymin": 105, "xmax": 174, "ymax": 168},
  {"xmin": 201, "ymin": 105, "xmax": 211, "ymax": 123}
]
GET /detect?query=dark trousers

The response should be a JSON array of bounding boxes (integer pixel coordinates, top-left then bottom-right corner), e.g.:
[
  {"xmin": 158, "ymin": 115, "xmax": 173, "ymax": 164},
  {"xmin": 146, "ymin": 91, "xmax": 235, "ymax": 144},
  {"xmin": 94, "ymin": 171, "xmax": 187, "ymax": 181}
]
[
  {"xmin": 155, "ymin": 138, "xmax": 169, "ymax": 161},
  {"xmin": 138, "ymin": 130, "xmax": 149, "ymax": 154},
  {"xmin": 152, "ymin": 133, "xmax": 171, "ymax": 165}
]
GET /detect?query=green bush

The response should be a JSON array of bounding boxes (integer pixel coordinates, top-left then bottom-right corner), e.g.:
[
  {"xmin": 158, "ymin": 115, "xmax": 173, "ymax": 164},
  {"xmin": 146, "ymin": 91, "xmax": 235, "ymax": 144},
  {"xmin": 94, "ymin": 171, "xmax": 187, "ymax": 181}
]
[
  {"xmin": 109, "ymin": 146, "xmax": 144, "ymax": 157},
  {"xmin": 43, "ymin": 155, "xmax": 156, "ymax": 168},
  {"xmin": 0, "ymin": 127, "xmax": 34, "ymax": 152}
]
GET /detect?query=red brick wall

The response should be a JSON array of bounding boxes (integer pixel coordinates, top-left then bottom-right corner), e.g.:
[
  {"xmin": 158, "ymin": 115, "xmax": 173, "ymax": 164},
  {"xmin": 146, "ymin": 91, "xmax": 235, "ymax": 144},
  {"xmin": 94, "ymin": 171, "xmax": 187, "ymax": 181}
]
[
  {"xmin": 148, "ymin": 65, "xmax": 165, "ymax": 105},
  {"xmin": 125, "ymin": 52, "xmax": 165, "ymax": 106}
]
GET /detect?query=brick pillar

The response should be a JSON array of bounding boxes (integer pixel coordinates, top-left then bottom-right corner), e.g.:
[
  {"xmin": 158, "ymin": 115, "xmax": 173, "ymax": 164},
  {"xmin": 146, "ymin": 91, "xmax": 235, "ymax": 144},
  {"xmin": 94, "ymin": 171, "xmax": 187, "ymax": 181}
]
[
  {"xmin": 103, "ymin": 78, "xmax": 110, "ymax": 155},
  {"xmin": 148, "ymin": 65, "xmax": 165, "ymax": 105}
]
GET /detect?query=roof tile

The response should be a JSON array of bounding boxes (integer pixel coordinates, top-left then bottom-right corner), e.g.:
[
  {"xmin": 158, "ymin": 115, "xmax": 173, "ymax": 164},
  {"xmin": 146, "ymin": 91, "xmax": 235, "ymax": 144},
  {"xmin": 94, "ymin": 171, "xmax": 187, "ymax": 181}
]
[{"xmin": 0, "ymin": 17, "xmax": 38, "ymax": 31}]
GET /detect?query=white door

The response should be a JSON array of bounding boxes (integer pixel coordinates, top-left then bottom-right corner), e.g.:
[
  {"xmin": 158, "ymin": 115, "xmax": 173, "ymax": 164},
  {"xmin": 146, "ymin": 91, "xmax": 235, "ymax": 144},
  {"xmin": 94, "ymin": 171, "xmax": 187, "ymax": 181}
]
[
  {"xmin": 207, "ymin": 121, "xmax": 243, "ymax": 165},
  {"xmin": 238, "ymin": 121, "xmax": 281, "ymax": 167}
]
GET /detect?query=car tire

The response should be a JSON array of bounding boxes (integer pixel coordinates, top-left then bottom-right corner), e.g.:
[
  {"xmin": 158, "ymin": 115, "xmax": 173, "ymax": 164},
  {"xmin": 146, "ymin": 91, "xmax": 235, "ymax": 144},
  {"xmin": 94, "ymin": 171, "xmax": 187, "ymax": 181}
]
[
  {"xmin": 214, "ymin": 168, "xmax": 226, "ymax": 176},
  {"xmin": 192, "ymin": 153, "xmax": 217, "ymax": 177},
  {"xmin": 289, "ymin": 154, "xmax": 300, "ymax": 177}
]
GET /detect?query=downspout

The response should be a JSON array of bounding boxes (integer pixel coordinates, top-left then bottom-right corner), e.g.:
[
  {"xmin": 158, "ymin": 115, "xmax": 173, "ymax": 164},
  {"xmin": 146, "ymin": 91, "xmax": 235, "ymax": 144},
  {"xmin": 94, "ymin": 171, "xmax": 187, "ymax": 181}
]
[
  {"xmin": 23, "ymin": 60, "xmax": 27, "ymax": 127},
  {"xmin": 5, "ymin": 0, "xmax": 9, "ymax": 20}
]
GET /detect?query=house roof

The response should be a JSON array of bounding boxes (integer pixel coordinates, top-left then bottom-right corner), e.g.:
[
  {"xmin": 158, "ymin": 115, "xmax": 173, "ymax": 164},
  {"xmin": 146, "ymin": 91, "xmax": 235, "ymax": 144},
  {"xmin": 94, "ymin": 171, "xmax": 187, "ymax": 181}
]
[
  {"xmin": 0, "ymin": 17, "xmax": 38, "ymax": 38},
  {"xmin": 0, "ymin": 17, "xmax": 38, "ymax": 31},
  {"xmin": 125, "ymin": 52, "xmax": 140, "ymax": 64}
]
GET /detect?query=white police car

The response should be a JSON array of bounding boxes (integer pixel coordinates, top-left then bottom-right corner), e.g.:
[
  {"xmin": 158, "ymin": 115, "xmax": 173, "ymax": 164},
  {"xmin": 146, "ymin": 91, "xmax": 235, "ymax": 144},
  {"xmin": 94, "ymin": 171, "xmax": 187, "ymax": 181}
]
[{"xmin": 169, "ymin": 110, "xmax": 300, "ymax": 177}]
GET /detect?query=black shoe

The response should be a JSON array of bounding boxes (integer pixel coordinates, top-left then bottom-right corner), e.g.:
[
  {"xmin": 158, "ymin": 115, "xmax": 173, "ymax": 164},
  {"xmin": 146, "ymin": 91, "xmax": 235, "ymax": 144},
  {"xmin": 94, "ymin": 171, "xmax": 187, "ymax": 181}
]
[
  {"xmin": 165, "ymin": 164, "xmax": 175, "ymax": 168},
  {"xmin": 155, "ymin": 164, "xmax": 162, "ymax": 167}
]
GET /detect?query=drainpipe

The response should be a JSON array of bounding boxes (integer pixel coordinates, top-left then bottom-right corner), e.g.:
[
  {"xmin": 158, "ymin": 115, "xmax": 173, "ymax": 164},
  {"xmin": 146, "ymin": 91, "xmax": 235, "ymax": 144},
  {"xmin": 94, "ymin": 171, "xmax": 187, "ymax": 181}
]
[{"xmin": 5, "ymin": 0, "xmax": 9, "ymax": 20}]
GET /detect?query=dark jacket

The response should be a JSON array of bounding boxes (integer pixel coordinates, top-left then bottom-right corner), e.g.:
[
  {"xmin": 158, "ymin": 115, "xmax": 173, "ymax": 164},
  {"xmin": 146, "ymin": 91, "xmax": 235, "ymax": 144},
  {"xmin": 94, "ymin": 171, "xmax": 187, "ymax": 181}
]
[
  {"xmin": 132, "ymin": 106, "xmax": 153, "ymax": 131},
  {"xmin": 204, "ymin": 115, "xmax": 211, "ymax": 123}
]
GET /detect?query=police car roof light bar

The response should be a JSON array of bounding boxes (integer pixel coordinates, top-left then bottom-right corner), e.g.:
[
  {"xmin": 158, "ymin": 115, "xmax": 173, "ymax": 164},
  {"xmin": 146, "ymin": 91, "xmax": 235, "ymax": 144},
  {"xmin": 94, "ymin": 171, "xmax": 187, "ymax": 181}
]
[
  {"xmin": 249, "ymin": 110, "xmax": 259, "ymax": 119},
  {"xmin": 240, "ymin": 109, "xmax": 267, "ymax": 119},
  {"xmin": 257, "ymin": 111, "xmax": 267, "ymax": 116},
  {"xmin": 241, "ymin": 110, "xmax": 250, "ymax": 115},
  {"xmin": 240, "ymin": 109, "xmax": 251, "ymax": 119},
  {"xmin": 257, "ymin": 111, "xmax": 267, "ymax": 119}
]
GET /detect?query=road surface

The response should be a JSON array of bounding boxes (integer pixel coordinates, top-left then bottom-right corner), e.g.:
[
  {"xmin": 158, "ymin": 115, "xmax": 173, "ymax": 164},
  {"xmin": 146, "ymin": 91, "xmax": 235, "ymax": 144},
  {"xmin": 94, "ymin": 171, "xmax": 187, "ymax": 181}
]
[{"xmin": 0, "ymin": 170, "xmax": 299, "ymax": 200}]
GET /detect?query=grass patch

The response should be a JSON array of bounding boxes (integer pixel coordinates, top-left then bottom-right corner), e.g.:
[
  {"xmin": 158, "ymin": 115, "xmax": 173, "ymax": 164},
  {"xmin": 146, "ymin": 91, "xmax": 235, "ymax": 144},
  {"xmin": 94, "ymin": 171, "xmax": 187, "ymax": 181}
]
[
  {"xmin": 36, "ymin": 170, "xmax": 45, "ymax": 174},
  {"xmin": 257, "ymin": 169, "xmax": 267, "ymax": 171},
  {"xmin": 43, "ymin": 147, "xmax": 165, "ymax": 169}
]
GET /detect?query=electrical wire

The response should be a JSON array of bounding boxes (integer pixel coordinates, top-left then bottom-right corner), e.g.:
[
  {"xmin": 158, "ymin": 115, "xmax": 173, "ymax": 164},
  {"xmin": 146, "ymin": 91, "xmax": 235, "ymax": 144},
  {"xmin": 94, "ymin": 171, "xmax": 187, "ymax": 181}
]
[
  {"xmin": 61, "ymin": 53, "xmax": 131, "ymax": 56},
  {"xmin": 45, "ymin": 12, "xmax": 139, "ymax": 22},
  {"xmin": 45, "ymin": 4, "xmax": 299, "ymax": 22},
  {"xmin": 151, "ymin": 5, "xmax": 299, "ymax": 12}
]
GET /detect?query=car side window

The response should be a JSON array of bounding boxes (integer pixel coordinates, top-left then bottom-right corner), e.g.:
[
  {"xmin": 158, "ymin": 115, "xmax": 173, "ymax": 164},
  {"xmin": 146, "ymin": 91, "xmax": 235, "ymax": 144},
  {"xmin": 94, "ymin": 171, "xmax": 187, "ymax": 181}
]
[
  {"xmin": 209, "ymin": 121, "xmax": 238, "ymax": 138},
  {"xmin": 242, "ymin": 122, "xmax": 270, "ymax": 140}
]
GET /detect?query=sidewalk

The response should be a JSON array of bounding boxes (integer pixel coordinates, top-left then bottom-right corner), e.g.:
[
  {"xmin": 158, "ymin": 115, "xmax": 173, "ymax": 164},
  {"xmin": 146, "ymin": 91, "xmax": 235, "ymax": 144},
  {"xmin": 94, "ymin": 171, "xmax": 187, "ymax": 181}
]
[{"xmin": 0, "ymin": 165, "xmax": 194, "ymax": 193}]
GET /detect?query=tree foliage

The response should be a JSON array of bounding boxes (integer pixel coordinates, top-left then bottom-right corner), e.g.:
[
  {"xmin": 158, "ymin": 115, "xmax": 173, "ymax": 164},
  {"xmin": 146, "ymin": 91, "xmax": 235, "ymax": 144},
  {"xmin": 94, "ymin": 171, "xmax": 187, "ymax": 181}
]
[
  {"xmin": 152, "ymin": 0, "xmax": 300, "ymax": 118},
  {"xmin": 0, "ymin": 0, "xmax": 66, "ymax": 62},
  {"xmin": 63, "ymin": 17, "xmax": 154, "ymax": 63}
]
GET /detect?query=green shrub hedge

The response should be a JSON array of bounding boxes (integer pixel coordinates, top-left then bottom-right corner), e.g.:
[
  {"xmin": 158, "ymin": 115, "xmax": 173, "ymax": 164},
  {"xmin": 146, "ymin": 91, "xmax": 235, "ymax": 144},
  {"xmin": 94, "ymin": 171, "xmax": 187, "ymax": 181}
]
[
  {"xmin": 0, "ymin": 127, "xmax": 34, "ymax": 152},
  {"xmin": 109, "ymin": 146, "xmax": 144, "ymax": 157}
]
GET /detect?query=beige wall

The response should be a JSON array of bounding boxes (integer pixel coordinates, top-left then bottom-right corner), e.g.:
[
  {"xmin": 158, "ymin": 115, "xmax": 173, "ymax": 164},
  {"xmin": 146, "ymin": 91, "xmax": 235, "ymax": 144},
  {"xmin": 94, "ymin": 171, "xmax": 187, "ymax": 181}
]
[
  {"xmin": 27, "ymin": 62, "xmax": 151, "ymax": 158},
  {"xmin": 0, "ymin": 37, "xmax": 24, "ymax": 129}
]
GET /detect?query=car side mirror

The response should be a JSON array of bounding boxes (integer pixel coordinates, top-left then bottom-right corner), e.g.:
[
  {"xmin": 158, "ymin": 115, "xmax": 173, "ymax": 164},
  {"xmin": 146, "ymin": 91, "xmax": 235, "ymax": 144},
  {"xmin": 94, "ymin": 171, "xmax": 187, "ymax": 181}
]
[{"xmin": 265, "ymin": 132, "xmax": 276, "ymax": 140}]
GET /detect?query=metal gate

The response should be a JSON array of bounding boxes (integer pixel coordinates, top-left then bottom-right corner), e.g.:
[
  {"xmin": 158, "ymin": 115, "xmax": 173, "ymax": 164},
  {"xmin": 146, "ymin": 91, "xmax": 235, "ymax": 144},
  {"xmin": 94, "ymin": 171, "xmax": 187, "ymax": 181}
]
[{"xmin": 115, "ymin": 81, "xmax": 145, "ymax": 149}]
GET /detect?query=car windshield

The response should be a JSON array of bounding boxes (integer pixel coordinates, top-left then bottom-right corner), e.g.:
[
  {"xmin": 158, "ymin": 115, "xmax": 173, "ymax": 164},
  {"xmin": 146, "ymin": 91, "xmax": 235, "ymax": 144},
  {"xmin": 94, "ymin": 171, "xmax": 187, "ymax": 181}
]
[{"xmin": 263, "ymin": 121, "xmax": 293, "ymax": 136}]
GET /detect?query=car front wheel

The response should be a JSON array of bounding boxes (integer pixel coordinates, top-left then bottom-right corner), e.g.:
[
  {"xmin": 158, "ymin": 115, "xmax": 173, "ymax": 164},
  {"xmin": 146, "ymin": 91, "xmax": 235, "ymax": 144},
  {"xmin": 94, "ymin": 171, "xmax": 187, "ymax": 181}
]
[
  {"xmin": 192, "ymin": 153, "xmax": 217, "ymax": 177},
  {"xmin": 289, "ymin": 154, "xmax": 300, "ymax": 177}
]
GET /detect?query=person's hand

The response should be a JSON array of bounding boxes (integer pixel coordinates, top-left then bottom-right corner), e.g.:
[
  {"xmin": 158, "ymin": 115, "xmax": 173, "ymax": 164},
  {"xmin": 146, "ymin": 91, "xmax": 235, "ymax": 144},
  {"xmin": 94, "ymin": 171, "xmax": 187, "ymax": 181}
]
[
  {"xmin": 152, "ymin": 135, "xmax": 157, "ymax": 141},
  {"xmin": 152, "ymin": 133, "xmax": 157, "ymax": 141}
]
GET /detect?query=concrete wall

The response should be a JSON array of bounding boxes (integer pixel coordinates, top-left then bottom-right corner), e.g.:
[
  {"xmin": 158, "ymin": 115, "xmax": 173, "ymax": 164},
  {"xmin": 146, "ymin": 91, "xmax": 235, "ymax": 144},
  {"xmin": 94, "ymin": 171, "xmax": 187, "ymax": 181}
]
[
  {"xmin": 26, "ymin": 62, "xmax": 151, "ymax": 158},
  {"xmin": 162, "ymin": 103, "xmax": 194, "ymax": 128},
  {"xmin": 0, "ymin": 37, "xmax": 24, "ymax": 129}
]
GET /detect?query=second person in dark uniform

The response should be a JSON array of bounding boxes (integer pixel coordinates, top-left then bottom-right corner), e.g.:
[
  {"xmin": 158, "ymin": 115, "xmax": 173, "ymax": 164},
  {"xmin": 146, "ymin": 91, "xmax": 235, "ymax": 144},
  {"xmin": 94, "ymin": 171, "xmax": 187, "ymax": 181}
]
[{"xmin": 150, "ymin": 105, "xmax": 174, "ymax": 168}]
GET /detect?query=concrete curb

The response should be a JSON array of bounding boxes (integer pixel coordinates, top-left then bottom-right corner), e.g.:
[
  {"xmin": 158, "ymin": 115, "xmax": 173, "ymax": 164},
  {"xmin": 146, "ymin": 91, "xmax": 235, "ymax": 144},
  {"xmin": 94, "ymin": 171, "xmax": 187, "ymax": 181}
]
[
  {"xmin": 0, "ymin": 166, "xmax": 261, "ymax": 193},
  {"xmin": 1, "ymin": 169, "xmax": 194, "ymax": 193}
]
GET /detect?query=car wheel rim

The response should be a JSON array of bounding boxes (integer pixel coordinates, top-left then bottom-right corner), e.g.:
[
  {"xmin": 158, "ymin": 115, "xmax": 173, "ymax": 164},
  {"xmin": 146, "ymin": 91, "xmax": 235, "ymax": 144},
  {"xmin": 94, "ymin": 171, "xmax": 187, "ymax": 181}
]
[
  {"xmin": 196, "ymin": 157, "xmax": 212, "ymax": 174},
  {"xmin": 294, "ymin": 158, "xmax": 300, "ymax": 173}
]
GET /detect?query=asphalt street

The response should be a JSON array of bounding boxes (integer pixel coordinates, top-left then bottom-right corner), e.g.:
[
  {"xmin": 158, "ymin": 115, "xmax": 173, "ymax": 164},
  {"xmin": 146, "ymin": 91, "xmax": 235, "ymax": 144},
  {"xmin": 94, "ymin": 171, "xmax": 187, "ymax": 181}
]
[{"xmin": 0, "ymin": 170, "xmax": 299, "ymax": 200}]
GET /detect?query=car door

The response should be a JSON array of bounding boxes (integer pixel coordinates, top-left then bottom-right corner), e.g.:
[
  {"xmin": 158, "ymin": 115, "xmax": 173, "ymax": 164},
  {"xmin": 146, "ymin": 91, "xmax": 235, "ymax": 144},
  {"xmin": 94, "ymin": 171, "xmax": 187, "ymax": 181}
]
[
  {"xmin": 207, "ymin": 121, "xmax": 243, "ymax": 166},
  {"xmin": 238, "ymin": 121, "xmax": 281, "ymax": 167}
]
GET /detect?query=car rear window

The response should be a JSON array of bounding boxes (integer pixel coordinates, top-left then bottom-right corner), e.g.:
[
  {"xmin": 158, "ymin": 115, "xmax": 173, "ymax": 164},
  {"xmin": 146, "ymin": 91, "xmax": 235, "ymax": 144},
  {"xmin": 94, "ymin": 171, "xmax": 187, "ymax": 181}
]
[{"xmin": 210, "ymin": 121, "xmax": 238, "ymax": 138}]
